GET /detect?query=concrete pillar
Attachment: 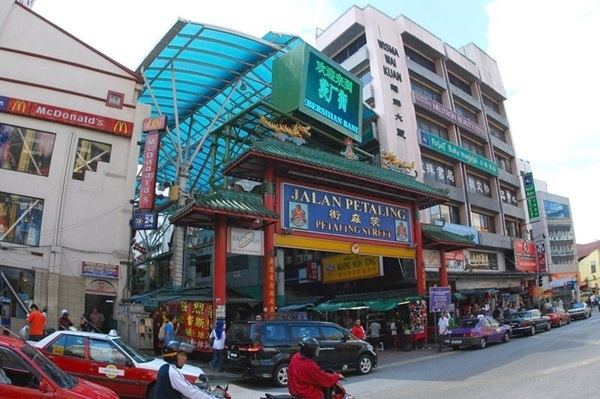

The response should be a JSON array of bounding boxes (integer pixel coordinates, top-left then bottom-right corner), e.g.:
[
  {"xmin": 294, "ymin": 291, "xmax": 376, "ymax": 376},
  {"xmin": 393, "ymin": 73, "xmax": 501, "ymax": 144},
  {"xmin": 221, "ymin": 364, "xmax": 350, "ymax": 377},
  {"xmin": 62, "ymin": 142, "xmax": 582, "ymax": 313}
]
[{"xmin": 413, "ymin": 203, "xmax": 425, "ymax": 296}]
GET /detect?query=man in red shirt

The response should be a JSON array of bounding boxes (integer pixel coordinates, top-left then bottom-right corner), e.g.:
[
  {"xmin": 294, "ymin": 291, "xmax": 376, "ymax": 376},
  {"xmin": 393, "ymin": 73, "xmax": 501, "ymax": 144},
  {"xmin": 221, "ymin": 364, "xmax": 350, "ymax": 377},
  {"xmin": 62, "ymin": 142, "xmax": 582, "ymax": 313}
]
[
  {"xmin": 27, "ymin": 304, "xmax": 46, "ymax": 341},
  {"xmin": 349, "ymin": 319, "xmax": 366, "ymax": 340},
  {"xmin": 288, "ymin": 337, "xmax": 342, "ymax": 399}
]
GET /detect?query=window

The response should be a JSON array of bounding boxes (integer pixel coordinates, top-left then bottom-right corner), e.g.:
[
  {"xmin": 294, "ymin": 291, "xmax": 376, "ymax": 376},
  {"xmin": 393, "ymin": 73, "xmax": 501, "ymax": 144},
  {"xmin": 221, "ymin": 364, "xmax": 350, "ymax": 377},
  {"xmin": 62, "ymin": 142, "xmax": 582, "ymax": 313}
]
[
  {"xmin": 448, "ymin": 73, "xmax": 471, "ymax": 95},
  {"xmin": 332, "ymin": 34, "xmax": 367, "ymax": 64},
  {"xmin": 0, "ymin": 191, "xmax": 44, "ymax": 246},
  {"xmin": 482, "ymin": 95, "xmax": 501, "ymax": 114},
  {"xmin": 357, "ymin": 68, "xmax": 372, "ymax": 85},
  {"xmin": 543, "ymin": 200, "xmax": 570, "ymax": 219},
  {"xmin": 291, "ymin": 325, "xmax": 321, "ymax": 341},
  {"xmin": 468, "ymin": 251, "xmax": 498, "ymax": 270},
  {"xmin": 461, "ymin": 138, "xmax": 485, "ymax": 156},
  {"xmin": 0, "ymin": 122, "xmax": 56, "ymax": 176},
  {"xmin": 260, "ymin": 324, "xmax": 289, "ymax": 345},
  {"xmin": 421, "ymin": 204, "xmax": 460, "ymax": 224},
  {"xmin": 489, "ymin": 124, "xmax": 507, "ymax": 142},
  {"xmin": 471, "ymin": 211, "xmax": 495, "ymax": 233},
  {"xmin": 454, "ymin": 102, "xmax": 479, "ymax": 123},
  {"xmin": 404, "ymin": 46, "xmax": 436, "ymax": 72},
  {"xmin": 417, "ymin": 117, "xmax": 449, "ymax": 140},
  {"xmin": 422, "ymin": 158, "xmax": 456, "ymax": 186},
  {"xmin": 411, "ymin": 79, "xmax": 442, "ymax": 103},
  {"xmin": 0, "ymin": 347, "xmax": 40, "ymax": 389},
  {"xmin": 72, "ymin": 139, "xmax": 111, "ymax": 180},
  {"xmin": 500, "ymin": 186, "xmax": 519, "ymax": 206},
  {"xmin": 505, "ymin": 219, "xmax": 520, "ymax": 238},
  {"xmin": 89, "ymin": 339, "xmax": 128, "ymax": 365},
  {"xmin": 320, "ymin": 326, "xmax": 345, "ymax": 341},
  {"xmin": 592, "ymin": 263, "xmax": 597, "ymax": 274},
  {"xmin": 467, "ymin": 174, "xmax": 491, "ymax": 197},
  {"xmin": 46, "ymin": 334, "xmax": 85, "ymax": 359},
  {"xmin": 496, "ymin": 155, "xmax": 513, "ymax": 173}
]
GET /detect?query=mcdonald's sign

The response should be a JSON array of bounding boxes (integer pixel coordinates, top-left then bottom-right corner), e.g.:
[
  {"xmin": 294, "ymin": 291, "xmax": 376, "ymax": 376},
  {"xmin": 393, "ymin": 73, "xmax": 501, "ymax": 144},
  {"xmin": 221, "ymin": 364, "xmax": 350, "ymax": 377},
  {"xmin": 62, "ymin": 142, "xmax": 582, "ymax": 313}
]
[
  {"xmin": 0, "ymin": 94, "xmax": 134, "ymax": 138},
  {"xmin": 142, "ymin": 116, "xmax": 168, "ymax": 133}
]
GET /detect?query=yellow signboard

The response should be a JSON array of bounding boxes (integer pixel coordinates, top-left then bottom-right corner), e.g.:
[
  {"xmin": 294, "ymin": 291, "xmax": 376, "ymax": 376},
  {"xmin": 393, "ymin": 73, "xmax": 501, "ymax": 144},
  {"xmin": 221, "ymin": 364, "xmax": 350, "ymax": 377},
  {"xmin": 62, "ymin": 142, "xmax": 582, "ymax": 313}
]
[{"xmin": 322, "ymin": 254, "xmax": 382, "ymax": 284}]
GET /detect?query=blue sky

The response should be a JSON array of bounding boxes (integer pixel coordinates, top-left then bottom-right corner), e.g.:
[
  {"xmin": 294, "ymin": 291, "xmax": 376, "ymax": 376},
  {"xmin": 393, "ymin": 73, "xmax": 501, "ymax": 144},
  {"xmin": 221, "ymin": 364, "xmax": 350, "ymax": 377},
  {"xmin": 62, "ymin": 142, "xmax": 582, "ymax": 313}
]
[{"xmin": 32, "ymin": 1, "xmax": 600, "ymax": 244}]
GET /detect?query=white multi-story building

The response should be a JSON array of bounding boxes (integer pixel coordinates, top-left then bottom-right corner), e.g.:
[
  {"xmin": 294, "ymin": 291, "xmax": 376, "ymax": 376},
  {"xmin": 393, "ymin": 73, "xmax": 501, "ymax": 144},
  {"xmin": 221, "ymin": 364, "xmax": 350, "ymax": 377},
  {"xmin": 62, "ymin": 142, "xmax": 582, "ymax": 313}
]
[
  {"xmin": 316, "ymin": 6, "xmax": 529, "ymax": 294},
  {"xmin": 0, "ymin": 1, "xmax": 148, "ymax": 330}
]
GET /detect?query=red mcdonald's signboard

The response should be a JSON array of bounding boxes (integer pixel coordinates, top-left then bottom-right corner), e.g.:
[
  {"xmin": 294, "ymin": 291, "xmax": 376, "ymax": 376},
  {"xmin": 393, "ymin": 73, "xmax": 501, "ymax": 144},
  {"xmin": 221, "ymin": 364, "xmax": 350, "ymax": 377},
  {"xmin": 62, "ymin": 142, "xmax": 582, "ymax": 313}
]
[
  {"xmin": 0, "ymin": 95, "xmax": 134, "ymax": 138},
  {"xmin": 139, "ymin": 131, "xmax": 161, "ymax": 209}
]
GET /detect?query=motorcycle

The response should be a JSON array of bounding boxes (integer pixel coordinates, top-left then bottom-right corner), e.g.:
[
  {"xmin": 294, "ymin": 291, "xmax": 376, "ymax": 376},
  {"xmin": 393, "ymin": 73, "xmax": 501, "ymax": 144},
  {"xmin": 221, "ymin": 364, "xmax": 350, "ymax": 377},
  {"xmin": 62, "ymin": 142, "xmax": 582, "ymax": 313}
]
[{"xmin": 261, "ymin": 370, "xmax": 353, "ymax": 399}]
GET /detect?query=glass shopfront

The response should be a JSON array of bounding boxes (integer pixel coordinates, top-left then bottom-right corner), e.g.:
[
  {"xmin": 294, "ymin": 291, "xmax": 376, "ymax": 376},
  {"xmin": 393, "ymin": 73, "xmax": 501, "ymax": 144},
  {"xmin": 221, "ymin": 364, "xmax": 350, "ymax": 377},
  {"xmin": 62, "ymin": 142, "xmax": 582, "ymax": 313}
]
[
  {"xmin": 0, "ymin": 191, "xmax": 44, "ymax": 246},
  {"xmin": 0, "ymin": 122, "xmax": 55, "ymax": 176}
]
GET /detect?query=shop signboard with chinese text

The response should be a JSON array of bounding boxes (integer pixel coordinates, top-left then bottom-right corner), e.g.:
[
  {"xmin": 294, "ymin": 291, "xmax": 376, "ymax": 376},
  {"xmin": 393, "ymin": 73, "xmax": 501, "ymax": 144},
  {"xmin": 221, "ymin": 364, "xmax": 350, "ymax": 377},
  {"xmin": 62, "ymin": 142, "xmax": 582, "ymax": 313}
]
[
  {"xmin": 81, "ymin": 261, "xmax": 119, "ymax": 279},
  {"xmin": 522, "ymin": 172, "xmax": 540, "ymax": 221},
  {"xmin": 282, "ymin": 183, "xmax": 412, "ymax": 244},
  {"xmin": 537, "ymin": 242, "xmax": 547, "ymax": 273},
  {"xmin": 514, "ymin": 238, "xmax": 537, "ymax": 272},
  {"xmin": 0, "ymin": 95, "xmax": 133, "ymax": 137},
  {"xmin": 272, "ymin": 44, "xmax": 362, "ymax": 142},
  {"xmin": 446, "ymin": 250, "xmax": 466, "ymax": 270},
  {"xmin": 156, "ymin": 301, "xmax": 213, "ymax": 352},
  {"xmin": 421, "ymin": 131, "xmax": 498, "ymax": 176},
  {"xmin": 429, "ymin": 287, "xmax": 451, "ymax": 313},
  {"xmin": 322, "ymin": 253, "xmax": 382, "ymax": 284}
]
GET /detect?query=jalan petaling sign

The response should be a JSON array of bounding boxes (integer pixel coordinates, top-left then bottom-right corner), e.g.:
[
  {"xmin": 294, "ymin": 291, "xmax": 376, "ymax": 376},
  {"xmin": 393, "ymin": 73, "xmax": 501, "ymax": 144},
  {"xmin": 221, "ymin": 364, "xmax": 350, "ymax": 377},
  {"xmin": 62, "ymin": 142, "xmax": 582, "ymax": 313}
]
[
  {"xmin": 281, "ymin": 183, "xmax": 412, "ymax": 244},
  {"xmin": 272, "ymin": 44, "xmax": 362, "ymax": 142},
  {"xmin": 421, "ymin": 131, "xmax": 499, "ymax": 176}
]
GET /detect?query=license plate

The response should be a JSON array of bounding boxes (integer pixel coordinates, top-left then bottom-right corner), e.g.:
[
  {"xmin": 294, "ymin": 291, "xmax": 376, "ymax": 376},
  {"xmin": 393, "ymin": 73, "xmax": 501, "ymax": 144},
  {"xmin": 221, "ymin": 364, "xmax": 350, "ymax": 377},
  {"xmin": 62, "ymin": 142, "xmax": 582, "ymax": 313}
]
[
  {"xmin": 451, "ymin": 340, "xmax": 462, "ymax": 344},
  {"xmin": 228, "ymin": 352, "xmax": 238, "ymax": 358}
]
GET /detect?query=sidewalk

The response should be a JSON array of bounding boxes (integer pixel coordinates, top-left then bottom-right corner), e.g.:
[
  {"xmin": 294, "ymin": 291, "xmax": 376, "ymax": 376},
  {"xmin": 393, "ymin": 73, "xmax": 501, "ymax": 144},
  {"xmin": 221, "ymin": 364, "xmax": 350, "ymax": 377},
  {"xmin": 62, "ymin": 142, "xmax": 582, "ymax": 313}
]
[{"xmin": 191, "ymin": 344, "xmax": 449, "ymax": 385}]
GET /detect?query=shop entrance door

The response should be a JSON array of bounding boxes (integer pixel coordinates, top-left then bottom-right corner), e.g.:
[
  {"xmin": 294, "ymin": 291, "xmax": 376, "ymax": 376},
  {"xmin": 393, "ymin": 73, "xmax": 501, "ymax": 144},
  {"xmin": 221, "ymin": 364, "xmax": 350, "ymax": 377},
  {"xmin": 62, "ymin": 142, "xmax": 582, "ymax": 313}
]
[{"xmin": 84, "ymin": 294, "xmax": 114, "ymax": 334}]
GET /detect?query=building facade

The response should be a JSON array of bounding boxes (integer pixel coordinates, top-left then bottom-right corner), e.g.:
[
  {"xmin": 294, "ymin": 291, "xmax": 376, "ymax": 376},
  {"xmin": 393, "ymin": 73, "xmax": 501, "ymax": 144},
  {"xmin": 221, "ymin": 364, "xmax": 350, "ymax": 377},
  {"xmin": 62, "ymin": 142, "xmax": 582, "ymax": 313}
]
[
  {"xmin": 0, "ymin": 1, "xmax": 148, "ymax": 331},
  {"xmin": 315, "ymin": 6, "xmax": 529, "ymax": 298}
]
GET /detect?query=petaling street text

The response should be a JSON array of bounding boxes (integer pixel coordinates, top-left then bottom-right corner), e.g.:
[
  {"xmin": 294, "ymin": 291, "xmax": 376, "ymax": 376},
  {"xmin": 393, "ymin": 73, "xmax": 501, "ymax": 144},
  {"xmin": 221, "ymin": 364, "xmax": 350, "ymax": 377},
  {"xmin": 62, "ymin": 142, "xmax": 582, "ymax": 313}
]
[{"xmin": 315, "ymin": 220, "xmax": 393, "ymax": 238}]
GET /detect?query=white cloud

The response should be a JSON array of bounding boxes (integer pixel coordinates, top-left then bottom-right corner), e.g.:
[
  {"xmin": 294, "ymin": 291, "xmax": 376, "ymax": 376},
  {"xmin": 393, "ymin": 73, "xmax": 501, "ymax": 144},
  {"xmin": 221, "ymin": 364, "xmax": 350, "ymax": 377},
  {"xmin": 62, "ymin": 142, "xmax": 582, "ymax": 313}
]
[
  {"xmin": 486, "ymin": 0, "xmax": 600, "ymax": 243},
  {"xmin": 32, "ymin": 0, "xmax": 338, "ymax": 69}
]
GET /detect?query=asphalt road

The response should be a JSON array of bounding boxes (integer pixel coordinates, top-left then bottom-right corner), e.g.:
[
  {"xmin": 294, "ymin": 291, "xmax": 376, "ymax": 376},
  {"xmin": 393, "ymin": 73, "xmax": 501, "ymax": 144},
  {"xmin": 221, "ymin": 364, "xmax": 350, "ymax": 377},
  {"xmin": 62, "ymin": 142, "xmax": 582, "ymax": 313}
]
[{"xmin": 219, "ymin": 314, "xmax": 600, "ymax": 399}]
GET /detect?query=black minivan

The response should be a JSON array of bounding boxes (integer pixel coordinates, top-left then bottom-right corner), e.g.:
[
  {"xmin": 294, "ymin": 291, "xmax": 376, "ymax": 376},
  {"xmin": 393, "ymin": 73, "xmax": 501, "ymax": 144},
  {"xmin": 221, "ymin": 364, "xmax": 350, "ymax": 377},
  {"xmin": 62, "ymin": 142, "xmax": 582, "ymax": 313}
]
[{"xmin": 224, "ymin": 320, "xmax": 377, "ymax": 386}]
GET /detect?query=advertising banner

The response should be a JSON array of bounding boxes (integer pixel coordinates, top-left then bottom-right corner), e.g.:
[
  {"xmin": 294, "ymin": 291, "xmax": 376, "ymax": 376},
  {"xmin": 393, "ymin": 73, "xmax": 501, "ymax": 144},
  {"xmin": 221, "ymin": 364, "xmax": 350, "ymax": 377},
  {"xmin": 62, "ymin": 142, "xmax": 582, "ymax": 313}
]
[
  {"xmin": 228, "ymin": 227, "xmax": 264, "ymax": 256},
  {"xmin": 522, "ymin": 172, "xmax": 540, "ymax": 221},
  {"xmin": 281, "ymin": 183, "xmax": 412, "ymax": 244},
  {"xmin": 446, "ymin": 250, "xmax": 466, "ymax": 270},
  {"xmin": 156, "ymin": 301, "xmax": 213, "ymax": 352},
  {"xmin": 0, "ymin": 95, "xmax": 133, "ymax": 137},
  {"xmin": 322, "ymin": 253, "xmax": 382, "ymax": 284},
  {"xmin": 81, "ymin": 261, "xmax": 119, "ymax": 279},
  {"xmin": 537, "ymin": 242, "xmax": 547, "ymax": 273},
  {"xmin": 139, "ymin": 131, "xmax": 161, "ymax": 209},
  {"xmin": 514, "ymin": 239, "xmax": 537, "ymax": 272}
]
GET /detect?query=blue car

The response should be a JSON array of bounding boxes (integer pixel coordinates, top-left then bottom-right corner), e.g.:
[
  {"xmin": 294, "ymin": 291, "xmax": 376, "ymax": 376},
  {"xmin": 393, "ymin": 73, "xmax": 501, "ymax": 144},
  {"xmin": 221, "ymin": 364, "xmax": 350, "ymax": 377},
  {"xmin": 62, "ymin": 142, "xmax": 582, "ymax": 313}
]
[{"xmin": 445, "ymin": 316, "xmax": 511, "ymax": 349}]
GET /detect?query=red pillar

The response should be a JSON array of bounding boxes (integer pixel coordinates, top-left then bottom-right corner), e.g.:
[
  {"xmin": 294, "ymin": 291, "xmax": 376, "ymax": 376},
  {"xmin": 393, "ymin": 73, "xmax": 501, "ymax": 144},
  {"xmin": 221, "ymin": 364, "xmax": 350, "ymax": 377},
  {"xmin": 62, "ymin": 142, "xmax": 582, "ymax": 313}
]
[
  {"xmin": 413, "ymin": 203, "xmax": 426, "ymax": 296},
  {"xmin": 439, "ymin": 250, "xmax": 449, "ymax": 287},
  {"xmin": 213, "ymin": 215, "xmax": 227, "ymax": 320},
  {"xmin": 263, "ymin": 164, "xmax": 276, "ymax": 319}
]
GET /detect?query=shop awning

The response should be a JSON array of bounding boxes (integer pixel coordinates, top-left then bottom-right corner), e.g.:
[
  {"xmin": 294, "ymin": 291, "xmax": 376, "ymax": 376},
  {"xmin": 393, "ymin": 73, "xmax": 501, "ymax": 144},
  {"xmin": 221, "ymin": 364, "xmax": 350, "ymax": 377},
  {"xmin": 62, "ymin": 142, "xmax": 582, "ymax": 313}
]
[
  {"xmin": 422, "ymin": 223, "xmax": 476, "ymax": 250},
  {"xmin": 314, "ymin": 289, "xmax": 421, "ymax": 312},
  {"xmin": 277, "ymin": 303, "xmax": 316, "ymax": 312}
]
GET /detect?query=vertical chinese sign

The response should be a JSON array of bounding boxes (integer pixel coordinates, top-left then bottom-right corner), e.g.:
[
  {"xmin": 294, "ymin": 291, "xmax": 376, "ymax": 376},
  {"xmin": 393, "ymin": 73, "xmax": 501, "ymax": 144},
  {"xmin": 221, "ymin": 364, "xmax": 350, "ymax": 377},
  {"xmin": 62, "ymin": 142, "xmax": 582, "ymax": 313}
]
[
  {"xmin": 522, "ymin": 172, "xmax": 540, "ymax": 221},
  {"xmin": 139, "ymin": 116, "xmax": 167, "ymax": 210}
]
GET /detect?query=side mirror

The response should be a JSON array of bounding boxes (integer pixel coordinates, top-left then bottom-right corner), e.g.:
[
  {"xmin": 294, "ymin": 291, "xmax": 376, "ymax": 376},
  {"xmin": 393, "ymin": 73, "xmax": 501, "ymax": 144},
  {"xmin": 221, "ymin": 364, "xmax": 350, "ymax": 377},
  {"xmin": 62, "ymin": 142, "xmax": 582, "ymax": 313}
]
[
  {"xmin": 126, "ymin": 360, "xmax": 134, "ymax": 367},
  {"xmin": 342, "ymin": 334, "xmax": 350, "ymax": 341},
  {"xmin": 39, "ymin": 380, "xmax": 53, "ymax": 393}
]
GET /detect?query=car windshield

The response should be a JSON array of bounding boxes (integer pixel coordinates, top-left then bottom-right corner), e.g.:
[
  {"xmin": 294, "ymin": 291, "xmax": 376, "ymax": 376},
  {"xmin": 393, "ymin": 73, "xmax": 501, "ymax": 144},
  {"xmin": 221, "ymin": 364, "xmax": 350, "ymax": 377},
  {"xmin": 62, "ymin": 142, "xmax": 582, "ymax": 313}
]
[
  {"xmin": 510, "ymin": 311, "xmax": 530, "ymax": 319},
  {"xmin": 458, "ymin": 319, "xmax": 480, "ymax": 328},
  {"xmin": 21, "ymin": 344, "xmax": 77, "ymax": 389},
  {"xmin": 570, "ymin": 303, "xmax": 583, "ymax": 309},
  {"xmin": 112, "ymin": 338, "xmax": 152, "ymax": 363}
]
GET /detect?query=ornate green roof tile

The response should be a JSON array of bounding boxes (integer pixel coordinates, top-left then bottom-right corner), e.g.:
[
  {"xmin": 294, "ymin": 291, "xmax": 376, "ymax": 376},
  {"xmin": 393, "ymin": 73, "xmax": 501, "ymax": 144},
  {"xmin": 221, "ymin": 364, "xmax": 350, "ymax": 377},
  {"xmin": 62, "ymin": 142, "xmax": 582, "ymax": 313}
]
[{"xmin": 422, "ymin": 223, "xmax": 476, "ymax": 246}]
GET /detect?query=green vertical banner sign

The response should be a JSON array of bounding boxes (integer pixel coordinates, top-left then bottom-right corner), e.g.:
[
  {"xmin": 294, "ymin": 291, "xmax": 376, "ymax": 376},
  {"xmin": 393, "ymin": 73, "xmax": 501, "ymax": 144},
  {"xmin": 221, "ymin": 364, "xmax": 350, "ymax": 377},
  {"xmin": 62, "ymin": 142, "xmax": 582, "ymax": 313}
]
[{"xmin": 522, "ymin": 172, "xmax": 540, "ymax": 221}]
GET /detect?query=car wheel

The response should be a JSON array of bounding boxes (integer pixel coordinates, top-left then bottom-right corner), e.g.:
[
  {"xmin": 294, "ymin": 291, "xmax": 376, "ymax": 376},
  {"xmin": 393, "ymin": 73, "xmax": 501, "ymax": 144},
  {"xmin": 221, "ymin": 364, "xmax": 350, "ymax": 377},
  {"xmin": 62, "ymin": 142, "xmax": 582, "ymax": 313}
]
[
  {"xmin": 530, "ymin": 326, "xmax": 536, "ymax": 336},
  {"xmin": 478, "ymin": 338, "xmax": 486, "ymax": 349},
  {"xmin": 273, "ymin": 363, "xmax": 289, "ymax": 387},
  {"xmin": 146, "ymin": 383, "xmax": 156, "ymax": 399},
  {"xmin": 357, "ymin": 354, "xmax": 373, "ymax": 375},
  {"xmin": 546, "ymin": 322, "xmax": 551, "ymax": 331},
  {"xmin": 567, "ymin": 317, "xmax": 571, "ymax": 324},
  {"xmin": 502, "ymin": 332, "xmax": 510, "ymax": 343}
]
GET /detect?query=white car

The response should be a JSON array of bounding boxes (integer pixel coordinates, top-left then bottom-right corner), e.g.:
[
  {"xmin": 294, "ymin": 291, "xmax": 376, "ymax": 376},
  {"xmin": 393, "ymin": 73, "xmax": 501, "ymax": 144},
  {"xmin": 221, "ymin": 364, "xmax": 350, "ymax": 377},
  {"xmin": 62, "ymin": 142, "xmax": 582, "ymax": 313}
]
[{"xmin": 32, "ymin": 330, "xmax": 207, "ymax": 399}]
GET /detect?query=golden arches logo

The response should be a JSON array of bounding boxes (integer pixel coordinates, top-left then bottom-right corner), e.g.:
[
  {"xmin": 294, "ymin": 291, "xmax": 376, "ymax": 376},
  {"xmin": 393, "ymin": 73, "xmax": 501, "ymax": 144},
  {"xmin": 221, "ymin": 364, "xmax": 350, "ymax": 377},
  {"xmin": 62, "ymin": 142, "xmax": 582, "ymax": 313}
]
[
  {"xmin": 113, "ymin": 120, "xmax": 129, "ymax": 134},
  {"xmin": 10, "ymin": 99, "xmax": 27, "ymax": 113}
]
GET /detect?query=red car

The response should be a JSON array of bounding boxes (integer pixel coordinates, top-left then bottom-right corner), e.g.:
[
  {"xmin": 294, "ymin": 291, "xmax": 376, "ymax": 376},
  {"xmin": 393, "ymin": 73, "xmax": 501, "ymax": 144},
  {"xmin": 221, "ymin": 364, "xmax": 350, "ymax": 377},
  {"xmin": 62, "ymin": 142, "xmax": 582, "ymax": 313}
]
[
  {"xmin": 33, "ymin": 330, "xmax": 207, "ymax": 399},
  {"xmin": 544, "ymin": 307, "xmax": 571, "ymax": 327},
  {"xmin": 0, "ymin": 334, "xmax": 117, "ymax": 399}
]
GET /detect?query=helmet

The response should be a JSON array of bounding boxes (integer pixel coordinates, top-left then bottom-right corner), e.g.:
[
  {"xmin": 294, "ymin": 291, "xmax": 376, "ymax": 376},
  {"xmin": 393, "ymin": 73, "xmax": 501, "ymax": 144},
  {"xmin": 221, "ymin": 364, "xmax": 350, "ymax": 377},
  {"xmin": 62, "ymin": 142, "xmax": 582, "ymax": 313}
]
[
  {"xmin": 61, "ymin": 309, "xmax": 69, "ymax": 317},
  {"xmin": 298, "ymin": 337, "xmax": 319, "ymax": 358},
  {"xmin": 162, "ymin": 341, "xmax": 194, "ymax": 366}
]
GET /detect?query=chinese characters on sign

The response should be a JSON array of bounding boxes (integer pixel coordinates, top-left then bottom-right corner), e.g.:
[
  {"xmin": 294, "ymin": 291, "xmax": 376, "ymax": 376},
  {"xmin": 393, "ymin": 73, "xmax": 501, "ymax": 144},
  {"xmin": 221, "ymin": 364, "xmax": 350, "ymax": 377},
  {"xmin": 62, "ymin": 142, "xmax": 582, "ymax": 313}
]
[
  {"xmin": 322, "ymin": 254, "xmax": 382, "ymax": 284},
  {"xmin": 282, "ymin": 183, "xmax": 412, "ymax": 244},
  {"xmin": 522, "ymin": 172, "xmax": 540, "ymax": 221},
  {"xmin": 156, "ymin": 301, "xmax": 213, "ymax": 352},
  {"xmin": 376, "ymin": 39, "xmax": 406, "ymax": 139},
  {"xmin": 514, "ymin": 239, "xmax": 538, "ymax": 273}
]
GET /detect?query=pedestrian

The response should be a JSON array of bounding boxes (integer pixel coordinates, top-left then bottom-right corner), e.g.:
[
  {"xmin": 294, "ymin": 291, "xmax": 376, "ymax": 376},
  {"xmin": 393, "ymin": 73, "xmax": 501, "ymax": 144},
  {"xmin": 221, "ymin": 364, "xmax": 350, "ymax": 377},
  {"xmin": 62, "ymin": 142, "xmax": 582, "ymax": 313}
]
[
  {"xmin": 492, "ymin": 306, "xmax": 501, "ymax": 320},
  {"xmin": 27, "ymin": 304, "xmax": 45, "ymax": 341},
  {"xmin": 89, "ymin": 307, "xmax": 105, "ymax": 332},
  {"xmin": 79, "ymin": 314, "xmax": 91, "ymax": 332},
  {"xmin": 368, "ymin": 319, "xmax": 382, "ymax": 350},
  {"xmin": 437, "ymin": 312, "xmax": 449, "ymax": 352},
  {"xmin": 58, "ymin": 309, "xmax": 73, "ymax": 331},
  {"xmin": 162, "ymin": 314, "xmax": 175, "ymax": 345},
  {"xmin": 448, "ymin": 311, "xmax": 458, "ymax": 328},
  {"xmin": 389, "ymin": 320, "xmax": 399, "ymax": 350},
  {"xmin": 350, "ymin": 319, "xmax": 366, "ymax": 340},
  {"xmin": 42, "ymin": 307, "xmax": 48, "ymax": 332},
  {"xmin": 209, "ymin": 319, "xmax": 226, "ymax": 372}
]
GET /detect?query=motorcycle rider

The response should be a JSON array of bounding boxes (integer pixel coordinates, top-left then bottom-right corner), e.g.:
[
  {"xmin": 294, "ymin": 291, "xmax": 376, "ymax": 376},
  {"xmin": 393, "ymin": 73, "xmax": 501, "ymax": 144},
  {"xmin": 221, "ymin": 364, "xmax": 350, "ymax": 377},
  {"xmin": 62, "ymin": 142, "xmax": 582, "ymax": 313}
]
[
  {"xmin": 288, "ymin": 337, "xmax": 343, "ymax": 399},
  {"xmin": 155, "ymin": 341, "xmax": 213, "ymax": 399}
]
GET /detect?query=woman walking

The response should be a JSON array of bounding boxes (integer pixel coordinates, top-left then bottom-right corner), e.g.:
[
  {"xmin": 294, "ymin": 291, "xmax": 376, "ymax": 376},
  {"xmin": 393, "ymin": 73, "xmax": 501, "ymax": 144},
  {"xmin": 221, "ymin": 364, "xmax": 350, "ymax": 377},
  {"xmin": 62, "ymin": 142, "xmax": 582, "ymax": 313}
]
[{"xmin": 209, "ymin": 319, "xmax": 226, "ymax": 372}]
